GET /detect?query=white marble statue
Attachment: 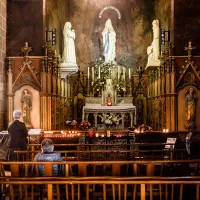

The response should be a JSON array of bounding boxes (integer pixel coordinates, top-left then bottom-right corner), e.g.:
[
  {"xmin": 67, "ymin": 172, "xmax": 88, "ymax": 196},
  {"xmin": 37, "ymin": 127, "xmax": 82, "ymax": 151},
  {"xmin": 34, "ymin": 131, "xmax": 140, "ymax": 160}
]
[
  {"xmin": 102, "ymin": 18, "xmax": 116, "ymax": 63},
  {"xmin": 147, "ymin": 19, "xmax": 160, "ymax": 67},
  {"xmin": 62, "ymin": 22, "xmax": 77, "ymax": 64},
  {"xmin": 60, "ymin": 22, "xmax": 79, "ymax": 79}
]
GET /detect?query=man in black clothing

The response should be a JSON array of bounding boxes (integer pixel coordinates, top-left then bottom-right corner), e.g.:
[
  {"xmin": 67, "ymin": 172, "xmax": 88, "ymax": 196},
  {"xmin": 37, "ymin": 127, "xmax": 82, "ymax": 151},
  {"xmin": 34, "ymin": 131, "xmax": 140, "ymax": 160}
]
[{"xmin": 7, "ymin": 110, "xmax": 28, "ymax": 161}]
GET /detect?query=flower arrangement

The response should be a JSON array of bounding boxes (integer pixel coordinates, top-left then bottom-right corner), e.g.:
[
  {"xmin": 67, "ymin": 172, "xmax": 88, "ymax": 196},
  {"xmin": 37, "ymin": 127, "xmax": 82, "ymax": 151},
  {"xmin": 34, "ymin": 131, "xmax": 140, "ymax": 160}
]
[
  {"xmin": 98, "ymin": 113, "xmax": 122, "ymax": 127},
  {"xmin": 66, "ymin": 117, "xmax": 78, "ymax": 129},
  {"xmin": 80, "ymin": 121, "xmax": 91, "ymax": 129},
  {"xmin": 66, "ymin": 117, "xmax": 78, "ymax": 125}
]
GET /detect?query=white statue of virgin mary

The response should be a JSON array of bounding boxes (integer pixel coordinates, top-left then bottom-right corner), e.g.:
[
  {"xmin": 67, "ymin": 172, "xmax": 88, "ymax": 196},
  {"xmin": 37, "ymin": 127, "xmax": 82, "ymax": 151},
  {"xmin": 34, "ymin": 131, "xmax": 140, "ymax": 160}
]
[
  {"xmin": 146, "ymin": 19, "xmax": 160, "ymax": 67},
  {"xmin": 102, "ymin": 18, "xmax": 116, "ymax": 63},
  {"xmin": 60, "ymin": 22, "xmax": 79, "ymax": 78},
  {"xmin": 62, "ymin": 22, "xmax": 77, "ymax": 64}
]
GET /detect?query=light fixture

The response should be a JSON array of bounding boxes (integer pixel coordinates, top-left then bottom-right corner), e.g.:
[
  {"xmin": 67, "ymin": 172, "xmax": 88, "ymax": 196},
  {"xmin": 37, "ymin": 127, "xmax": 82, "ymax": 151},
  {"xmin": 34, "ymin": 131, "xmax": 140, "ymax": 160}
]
[{"xmin": 46, "ymin": 29, "xmax": 56, "ymax": 45}]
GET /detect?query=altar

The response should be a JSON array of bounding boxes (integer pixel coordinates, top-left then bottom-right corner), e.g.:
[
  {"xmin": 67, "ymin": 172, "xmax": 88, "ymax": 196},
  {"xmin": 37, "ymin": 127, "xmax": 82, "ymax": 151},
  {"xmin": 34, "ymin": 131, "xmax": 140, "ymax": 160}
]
[
  {"xmin": 82, "ymin": 104, "xmax": 136, "ymax": 129},
  {"xmin": 81, "ymin": 18, "xmax": 137, "ymax": 129}
]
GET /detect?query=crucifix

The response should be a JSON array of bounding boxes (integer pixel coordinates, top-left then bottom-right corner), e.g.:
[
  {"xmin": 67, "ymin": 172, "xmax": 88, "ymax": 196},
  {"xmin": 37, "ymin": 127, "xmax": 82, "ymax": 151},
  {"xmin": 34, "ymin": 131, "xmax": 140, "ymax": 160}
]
[
  {"xmin": 21, "ymin": 42, "xmax": 32, "ymax": 61},
  {"xmin": 185, "ymin": 41, "xmax": 196, "ymax": 61}
]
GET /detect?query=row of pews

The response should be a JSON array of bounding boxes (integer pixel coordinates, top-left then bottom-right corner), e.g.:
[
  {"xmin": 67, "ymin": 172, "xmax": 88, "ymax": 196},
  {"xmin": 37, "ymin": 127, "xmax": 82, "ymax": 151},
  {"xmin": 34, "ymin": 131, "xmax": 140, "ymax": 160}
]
[
  {"xmin": 0, "ymin": 141, "xmax": 200, "ymax": 199},
  {"xmin": 0, "ymin": 160, "xmax": 200, "ymax": 199}
]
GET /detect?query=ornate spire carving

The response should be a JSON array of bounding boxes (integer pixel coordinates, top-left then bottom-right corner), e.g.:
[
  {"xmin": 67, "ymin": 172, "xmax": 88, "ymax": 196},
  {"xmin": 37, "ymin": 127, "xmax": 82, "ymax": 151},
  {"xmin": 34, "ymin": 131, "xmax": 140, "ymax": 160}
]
[
  {"xmin": 42, "ymin": 42, "xmax": 48, "ymax": 57},
  {"xmin": 21, "ymin": 42, "xmax": 32, "ymax": 61},
  {"xmin": 185, "ymin": 41, "xmax": 195, "ymax": 62}
]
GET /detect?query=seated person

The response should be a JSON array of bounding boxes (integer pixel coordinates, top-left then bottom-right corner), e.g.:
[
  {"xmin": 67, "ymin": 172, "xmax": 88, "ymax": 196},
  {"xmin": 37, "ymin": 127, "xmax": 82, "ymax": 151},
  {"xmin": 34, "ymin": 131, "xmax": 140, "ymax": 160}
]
[{"xmin": 34, "ymin": 139, "xmax": 64, "ymax": 176}]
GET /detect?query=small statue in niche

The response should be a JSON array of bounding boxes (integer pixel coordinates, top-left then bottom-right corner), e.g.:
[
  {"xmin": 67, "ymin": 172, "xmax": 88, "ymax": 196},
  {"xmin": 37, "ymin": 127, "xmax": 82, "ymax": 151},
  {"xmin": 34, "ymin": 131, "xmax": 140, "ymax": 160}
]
[
  {"xmin": 21, "ymin": 89, "xmax": 32, "ymax": 128},
  {"xmin": 185, "ymin": 88, "xmax": 197, "ymax": 129}
]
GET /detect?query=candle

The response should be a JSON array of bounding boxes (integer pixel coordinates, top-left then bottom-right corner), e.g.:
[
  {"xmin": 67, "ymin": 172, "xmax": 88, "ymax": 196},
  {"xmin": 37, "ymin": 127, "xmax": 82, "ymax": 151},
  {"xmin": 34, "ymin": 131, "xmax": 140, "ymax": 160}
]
[
  {"xmin": 107, "ymin": 130, "xmax": 110, "ymax": 137},
  {"xmin": 92, "ymin": 67, "xmax": 94, "ymax": 82},
  {"xmin": 98, "ymin": 66, "xmax": 101, "ymax": 79},
  {"xmin": 129, "ymin": 68, "xmax": 131, "ymax": 80},
  {"xmin": 118, "ymin": 66, "xmax": 120, "ymax": 80},
  {"xmin": 163, "ymin": 129, "xmax": 166, "ymax": 133},
  {"xmin": 102, "ymin": 90, "xmax": 104, "ymax": 105},
  {"xmin": 88, "ymin": 67, "xmax": 90, "ymax": 80},
  {"xmin": 123, "ymin": 67, "xmax": 125, "ymax": 80},
  {"xmin": 89, "ymin": 130, "xmax": 93, "ymax": 138}
]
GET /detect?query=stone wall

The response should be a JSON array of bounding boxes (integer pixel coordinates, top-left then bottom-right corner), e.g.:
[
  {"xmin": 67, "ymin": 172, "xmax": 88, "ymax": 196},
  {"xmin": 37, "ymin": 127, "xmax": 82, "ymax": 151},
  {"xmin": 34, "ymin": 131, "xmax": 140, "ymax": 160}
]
[
  {"xmin": 69, "ymin": 0, "xmax": 155, "ymax": 72},
  {"xmin": 174, "ymin": 0, "xmax": 200, "ymax": 56},
  {"xmin": 6, "ymin": 0, "xmax": 44, "ymax": 56},
  {"xmin": 0, "ymin": 0, "xmax": 6, "ymax": 130},
  {"xmin": 45, "ymin": 0, "xmax": 70, "ymax": 57},
  {"xmin": 154, "ymin": 0, "xmax": 171, "ymax": 30}
]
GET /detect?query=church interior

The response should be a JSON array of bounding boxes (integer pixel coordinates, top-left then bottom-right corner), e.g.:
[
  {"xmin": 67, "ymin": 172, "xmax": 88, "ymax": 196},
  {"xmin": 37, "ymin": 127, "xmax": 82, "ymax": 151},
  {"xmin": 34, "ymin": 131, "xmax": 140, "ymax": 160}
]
[{"xmin": 1, "ymin": 0, "xmax": 200, "ymax": 199}]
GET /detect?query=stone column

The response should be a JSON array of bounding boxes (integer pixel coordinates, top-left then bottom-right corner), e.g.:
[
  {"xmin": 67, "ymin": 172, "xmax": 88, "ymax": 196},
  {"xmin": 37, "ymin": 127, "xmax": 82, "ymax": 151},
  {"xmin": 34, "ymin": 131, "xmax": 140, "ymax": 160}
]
[
  {"xmin": 121, "ymin": 113, "xmax": 125, "ymax": 129},
  {"xmin": 170, "ymin": 58, "xmax": 176, "ymax": 131},
  {"xmin": 165, "ymin": 65, "xmax": 171, "ymax": 131},
  {"xmin": 47, "ymin": 74, "xmax": 52, "ymax": 130},
  {"xmin": 85, "ymin": 113, "xmax": 89, "ymax": 122},
  {"xmin": 94, "ymin": 113, "xmax": 98, "ymax": 128},
  {"xmin": 40, "ymin": 63, "xmax": 47, "ymax": 130},
  {"xmin": 0, "ymin": 0, "xmax": 6, "ymax": 130},
  {"xmin": 130, "ymin": 112, "xmax": 133, "ymax": 127},
  {"xmin": 7, "ymin": 58, "xmax": 13, "ymax": 124}
]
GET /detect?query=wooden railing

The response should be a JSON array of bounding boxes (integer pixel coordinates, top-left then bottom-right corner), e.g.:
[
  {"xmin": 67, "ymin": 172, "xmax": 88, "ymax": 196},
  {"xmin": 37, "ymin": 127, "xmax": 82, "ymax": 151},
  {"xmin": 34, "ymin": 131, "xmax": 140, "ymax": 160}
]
[
  {"xmin": 0, "ymin": 176, "xmax": 200, "ymax": 200},
  {"xmin": 28, "ymin": 142, "xmax": 178, "ymax": 149},
  {"xmin": 15, "ymin": 148, "xmax": 187, "ymax": 161},
  {"xmin": 1, "ymin": 160, "xmax": 200, "ymax": 177},
  {"xmin": 0, "ymin": 160, "xmax": 200, "ymax": 199}
]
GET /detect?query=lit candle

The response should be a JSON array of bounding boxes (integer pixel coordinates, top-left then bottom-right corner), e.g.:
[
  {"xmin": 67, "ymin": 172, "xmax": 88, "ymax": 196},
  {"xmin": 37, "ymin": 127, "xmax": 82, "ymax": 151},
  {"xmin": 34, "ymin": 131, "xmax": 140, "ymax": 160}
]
[
  {"xmin": 107, "ymin": 130, "xmax": 110, "ymax": 137},
  {"xmin": 89, "ymin": 130, "xmax": 93, "ymax": 138},
  {"xmin": 96, "ymin": 133, "xmax": 99, "ymax": 137},
  {"xmin": 129, "ymin": 68, "xmax": 131, "ymax": 80},
  {"xmin": 163, "ymin": 129, "xmax": 166, "ymax": 133}
]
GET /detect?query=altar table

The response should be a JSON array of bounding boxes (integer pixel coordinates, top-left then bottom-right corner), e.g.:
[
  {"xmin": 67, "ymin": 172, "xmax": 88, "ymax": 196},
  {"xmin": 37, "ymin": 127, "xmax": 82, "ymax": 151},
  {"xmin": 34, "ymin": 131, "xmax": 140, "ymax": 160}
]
[{"xmin": 82, "ymin": 105, "xmax": 136, "ymax": 129}]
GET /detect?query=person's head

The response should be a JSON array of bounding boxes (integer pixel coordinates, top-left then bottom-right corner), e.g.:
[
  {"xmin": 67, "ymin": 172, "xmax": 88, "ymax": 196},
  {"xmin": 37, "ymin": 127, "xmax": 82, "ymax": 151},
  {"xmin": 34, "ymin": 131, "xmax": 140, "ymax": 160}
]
[
  {"xmin": 66, "ymin": 22, "xmax": 72, "ymax": 29},
  {"xmin": 105, "ymin": 18, "xmax": 113, "ymax": 31},
  {"xmin": 13, "ymin": 110, "xmax": 22, "ymax": 120},
  {"xmin": 189, "ymin": 88, "xmax": 193, "ymax": 94},
  {"xmin": 152, "ymin": 20, "xmax": 159, "ymax": 29},
  {"xmin": 41, "ymin": 139, "xmax": 54, "ymax": 152}
]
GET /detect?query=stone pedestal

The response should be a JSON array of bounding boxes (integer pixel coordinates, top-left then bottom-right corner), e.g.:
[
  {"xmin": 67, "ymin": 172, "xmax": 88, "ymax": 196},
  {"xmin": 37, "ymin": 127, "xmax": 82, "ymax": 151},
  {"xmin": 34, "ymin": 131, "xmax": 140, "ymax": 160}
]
[
  {"xmin": 146, "ymin": 59, "xmax": 161, "ymax": 69},
  {"xmin": 60, "ymin": 62, "xmax": 79, "ymax": 79}
]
